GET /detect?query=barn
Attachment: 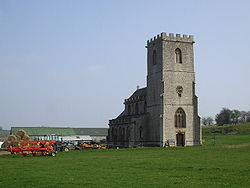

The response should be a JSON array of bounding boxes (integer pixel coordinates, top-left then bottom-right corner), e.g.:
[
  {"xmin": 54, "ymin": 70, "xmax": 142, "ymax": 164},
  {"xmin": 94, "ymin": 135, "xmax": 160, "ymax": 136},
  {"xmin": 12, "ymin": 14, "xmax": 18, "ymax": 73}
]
[{"xmin": 10, "ymin": 127, "xmax": 108, "ymax": 143}]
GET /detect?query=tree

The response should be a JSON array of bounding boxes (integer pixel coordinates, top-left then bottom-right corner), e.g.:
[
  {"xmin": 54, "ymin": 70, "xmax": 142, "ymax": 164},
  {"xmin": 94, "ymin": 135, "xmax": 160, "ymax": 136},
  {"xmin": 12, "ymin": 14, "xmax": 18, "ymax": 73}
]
[
  {"xmin": 240, "ymin": 111, "xmax": 247, "ymax": 122},
  {"xmin": 215, "ymin": 108, "xmax": 232, "ymax": 126},
  {"xmin": 202, "ymin": 116, "xmax": 214, "ymax": 126},
  {"xmin": 246, "ymin": 111, "xmax": 250, "ymax": 122},
  {"xmin": 206, "ymin": 117, "xmax": 214, "ymax": 126},
  {"xmin": 231, "ymin": 110, "xmax": 241, "ymax": 124},
  {"xmin": 202, "ymin": 117, "xmax": 208, "ymax": 126}
]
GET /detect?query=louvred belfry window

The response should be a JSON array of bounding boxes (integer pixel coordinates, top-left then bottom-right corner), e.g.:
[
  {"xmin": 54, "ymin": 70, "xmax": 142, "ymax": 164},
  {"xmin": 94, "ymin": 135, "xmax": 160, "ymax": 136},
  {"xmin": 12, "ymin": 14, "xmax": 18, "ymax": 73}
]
[{"xmin": 175, "ymin": 48, "xmax": 182, "ymax": 63}]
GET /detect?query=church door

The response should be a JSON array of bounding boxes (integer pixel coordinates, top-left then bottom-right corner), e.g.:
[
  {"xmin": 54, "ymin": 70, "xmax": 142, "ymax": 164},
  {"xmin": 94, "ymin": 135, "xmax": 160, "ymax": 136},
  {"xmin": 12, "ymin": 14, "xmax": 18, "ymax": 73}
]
[{"xmin": 176, "ymin": 133, "xmax": 185, "ymax": 146}]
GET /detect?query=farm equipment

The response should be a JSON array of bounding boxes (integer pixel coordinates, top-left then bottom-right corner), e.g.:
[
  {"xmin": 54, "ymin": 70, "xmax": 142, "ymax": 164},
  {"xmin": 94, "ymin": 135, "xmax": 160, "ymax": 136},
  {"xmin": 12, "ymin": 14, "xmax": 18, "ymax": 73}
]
[
  {"xmin": 79, "ymin": 142, "xmax": 106, "ymax": 150},
  {"xmin": 54, "ymin": 141, "xmax": 106, "ymax": 151},
  {"xmin": 9, "ymin": 140, "xmax": 57, "ymax": 157},
  {"xmin": 55, "ymin": 141, "xmax": 73, "ymax": 152},
  {"xmin": 1, "ymin": 129, "xmax": 57, "ymax": 156}
]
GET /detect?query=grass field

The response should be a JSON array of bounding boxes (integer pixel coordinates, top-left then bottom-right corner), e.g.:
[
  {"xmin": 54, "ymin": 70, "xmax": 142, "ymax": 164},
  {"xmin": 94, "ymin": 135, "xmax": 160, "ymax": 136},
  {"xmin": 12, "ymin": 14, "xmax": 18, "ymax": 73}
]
[{"xmin": 1, "ymin": 124, "xmax": 250, "ymax": 188}]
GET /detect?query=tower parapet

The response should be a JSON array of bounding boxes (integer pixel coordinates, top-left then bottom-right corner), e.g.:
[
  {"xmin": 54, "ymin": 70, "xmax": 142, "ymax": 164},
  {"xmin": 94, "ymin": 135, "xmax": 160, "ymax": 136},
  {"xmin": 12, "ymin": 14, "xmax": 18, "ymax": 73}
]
[{"xmin": 146, "ymin": 32, "xmax": 194, "ymax": 47}]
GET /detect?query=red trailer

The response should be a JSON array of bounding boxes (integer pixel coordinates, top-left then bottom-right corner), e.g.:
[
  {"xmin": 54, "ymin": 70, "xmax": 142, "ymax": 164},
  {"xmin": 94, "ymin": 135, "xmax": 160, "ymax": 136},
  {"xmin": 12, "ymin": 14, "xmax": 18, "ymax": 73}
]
[{"xmin": 9, "ymin": 140, "xmax": 57, "ymax": 157}]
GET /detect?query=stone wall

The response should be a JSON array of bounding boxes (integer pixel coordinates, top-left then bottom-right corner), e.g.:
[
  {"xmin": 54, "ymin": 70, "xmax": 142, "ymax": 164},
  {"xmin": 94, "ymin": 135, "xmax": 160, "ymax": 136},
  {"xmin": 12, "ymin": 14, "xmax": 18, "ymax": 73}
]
[{"xmin": 146, "ymin": 32, "xmax": 201, "ymax": 146}]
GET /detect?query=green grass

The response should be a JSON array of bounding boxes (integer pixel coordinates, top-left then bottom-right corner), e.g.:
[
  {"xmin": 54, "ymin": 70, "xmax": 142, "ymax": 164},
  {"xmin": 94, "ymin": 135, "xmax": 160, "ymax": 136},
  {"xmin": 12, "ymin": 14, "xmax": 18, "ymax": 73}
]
[{"xmin": 0, "ymin": 124, "xmax": 250, "ymax": 188}]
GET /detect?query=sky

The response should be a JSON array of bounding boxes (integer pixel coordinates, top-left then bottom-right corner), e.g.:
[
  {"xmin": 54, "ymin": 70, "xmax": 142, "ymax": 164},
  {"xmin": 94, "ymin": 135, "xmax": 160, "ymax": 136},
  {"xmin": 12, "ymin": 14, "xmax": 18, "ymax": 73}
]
[{"xmin": 0, "ymin": 0, "xmax": 250, "ymax": 130}]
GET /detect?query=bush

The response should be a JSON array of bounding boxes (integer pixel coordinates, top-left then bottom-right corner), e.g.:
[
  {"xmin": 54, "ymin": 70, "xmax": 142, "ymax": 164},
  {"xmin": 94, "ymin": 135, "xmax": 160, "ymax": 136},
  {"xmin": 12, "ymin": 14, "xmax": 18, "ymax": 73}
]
[{"xmin": 202, "ymin": 122, "xmax": 250, "ymax": 135}]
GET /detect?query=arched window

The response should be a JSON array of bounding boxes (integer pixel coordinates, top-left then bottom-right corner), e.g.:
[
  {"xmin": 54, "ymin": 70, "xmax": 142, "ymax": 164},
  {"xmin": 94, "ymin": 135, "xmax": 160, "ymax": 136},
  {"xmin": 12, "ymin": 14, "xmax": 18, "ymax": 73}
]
[
  {"xmin": 144, "ymin": 101, "xmax": 147, "ymax": 113},
  {"xmin": 114, "ymin": 128, "xmax": 117, "ymax": 144},
  {"xmin": 175, "ymin": 108, "xmax": 186, "ymax": 128},
  {"xmin": 175, "ymin": 48, "xmax": 182, "ymax": 63},
  {"xmin": 111, "ymin": 127, "xmax": 114, "ymax": 141},
  {"xmin": 139, "ymin": 126, "xmax": 143, "ymax": 139},
  {"xmin": 153, "ymin": 50, "xmax": 157, "ymax": 65},
  {"xmin": 123, "ymin": 128, "xmax": 126, "ymax": 142},
  {"xmin": 126, "ymin": 127, "xmax": 130, "ymax": 141},
  {"xmin": 128, "ymin": 104, "xmax": 131, "ymax": 115},
  {"xmin": 119, "ymin": 127, "xmax": 122, "ymax": 142},
  {"xmin": 135, "ymin": 103, "xmax": 139, "ymax": 114}
]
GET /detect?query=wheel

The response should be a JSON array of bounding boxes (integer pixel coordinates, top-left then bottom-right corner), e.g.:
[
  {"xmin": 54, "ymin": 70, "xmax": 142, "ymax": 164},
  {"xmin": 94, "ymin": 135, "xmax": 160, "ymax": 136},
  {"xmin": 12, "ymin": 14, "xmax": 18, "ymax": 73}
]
[
  {"xmin": 51, "ymin": 152, "xmax": 56, "ymax": 157},
  {"xmin": 64, "ymin": 147, "xmax": 69, "ymax": 152}
]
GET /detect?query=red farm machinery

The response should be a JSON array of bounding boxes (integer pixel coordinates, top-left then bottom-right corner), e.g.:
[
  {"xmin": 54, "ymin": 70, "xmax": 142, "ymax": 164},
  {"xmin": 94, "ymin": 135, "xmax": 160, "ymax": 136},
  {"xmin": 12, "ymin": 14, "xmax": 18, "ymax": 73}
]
[{"xmin": 9, "ymin": 140, "xmax": 57, "ymax": 157}]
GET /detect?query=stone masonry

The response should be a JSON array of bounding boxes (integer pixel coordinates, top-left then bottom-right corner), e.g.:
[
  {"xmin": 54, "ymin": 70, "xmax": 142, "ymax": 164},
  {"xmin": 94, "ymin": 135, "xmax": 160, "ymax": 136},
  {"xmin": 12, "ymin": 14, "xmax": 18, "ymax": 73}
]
[{"xmin": 107, "ymin": 32, "xmax": 201, "ymax": 147}]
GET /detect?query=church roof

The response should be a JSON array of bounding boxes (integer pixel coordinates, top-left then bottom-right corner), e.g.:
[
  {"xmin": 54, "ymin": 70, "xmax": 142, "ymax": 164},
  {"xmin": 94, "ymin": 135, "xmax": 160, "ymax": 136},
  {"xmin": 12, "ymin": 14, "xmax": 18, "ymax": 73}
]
[
  {"xmin": 118, "ymin": 111, "xmax": 125, "ymax": 118},
  {"xmin": 128, "ymin": 87, "xmax": 147, "ymax": 99},
  {"xmin": 73, "ymin": 128, "xmax": 108, "ymax": 136},
  {"xmin": 110, "ymin": 87, "xmax": 147, "ymax": 124}
]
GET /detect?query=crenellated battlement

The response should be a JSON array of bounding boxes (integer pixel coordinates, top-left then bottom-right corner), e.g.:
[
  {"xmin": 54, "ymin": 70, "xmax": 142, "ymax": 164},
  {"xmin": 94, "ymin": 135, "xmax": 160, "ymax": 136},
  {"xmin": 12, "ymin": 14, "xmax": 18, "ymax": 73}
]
[{"xmin": 146, "ymin": 32, "xmax": 194, "ymax": 46}]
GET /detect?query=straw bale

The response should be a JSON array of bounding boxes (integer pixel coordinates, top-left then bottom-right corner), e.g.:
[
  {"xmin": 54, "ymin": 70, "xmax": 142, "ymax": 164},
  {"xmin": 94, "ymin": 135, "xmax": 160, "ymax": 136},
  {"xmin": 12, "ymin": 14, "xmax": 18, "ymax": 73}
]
[
  {"xmin": 7, "ymin": 135, "xmax": 17, "ymax": 142},
  {"xmin": 22, "ymin": 135, "xmax": 30, "ymax": 141},
  {"xmin": 16, "ymin": 130, "xmax": 26, "ymax": 139},
  {"xmin": 16, "ymin": 135, "xmax": 22, "ymax": 141}
]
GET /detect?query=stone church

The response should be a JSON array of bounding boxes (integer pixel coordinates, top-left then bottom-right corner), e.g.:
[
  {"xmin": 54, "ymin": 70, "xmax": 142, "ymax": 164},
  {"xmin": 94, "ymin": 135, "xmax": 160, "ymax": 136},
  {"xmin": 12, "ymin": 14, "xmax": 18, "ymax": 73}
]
[{"xmin": 107, "ymin": 32, "xmax": 201, "ymax": 147}]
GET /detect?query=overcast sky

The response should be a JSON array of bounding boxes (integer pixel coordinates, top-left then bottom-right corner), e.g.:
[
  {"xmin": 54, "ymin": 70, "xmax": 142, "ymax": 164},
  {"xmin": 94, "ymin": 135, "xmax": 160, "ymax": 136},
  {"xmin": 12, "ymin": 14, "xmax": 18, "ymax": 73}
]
[{"xmin": 0, "ymin": 0, "xmax": 250, "ymax": 130}]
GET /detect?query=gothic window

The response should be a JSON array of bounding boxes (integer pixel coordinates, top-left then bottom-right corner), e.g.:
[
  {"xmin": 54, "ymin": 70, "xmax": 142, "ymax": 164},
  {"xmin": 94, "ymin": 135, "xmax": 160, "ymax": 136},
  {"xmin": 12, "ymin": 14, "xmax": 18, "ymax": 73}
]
[
  {"xmin": 144, "ymin": 101, "xmax": 147, "ymax": 113},
  {"xmin": 175, "ymin": 108, "xmax": 186, "ymax": 128},
  {"xmin": 175, "ymin": 48, "xmax": 182, "ymax": 63},
  {"xmin": 114, "ymin": 128, "xmax": 117, "ymax": 144},
  {"xmin": 153, "ymin": 50, "xmax": 157, "ymax": 65},
  {"xmin": 128, "ymin": 104, "xmax": 131, "ymax": 115},
  {"xmin": 111, "ymin": 127, "xmax": 115, "ymax": 141},
  {"xmin": 123, "ymin": 128, "xmax": 126, "ymax": 142},
  {"xmin": 126, "ymin": 127, "xmax": 130, "ymax": 141},
  {"xmin": 135, "ymin": 103, "xmax": 139, "ymax": 114},
  {"xmin": 139, "ymin": 126, "xmax": 143, "ymax": 139},
  {"xmin": 119, "ymin": 127, "xmax": 122, "ymax": 142}
]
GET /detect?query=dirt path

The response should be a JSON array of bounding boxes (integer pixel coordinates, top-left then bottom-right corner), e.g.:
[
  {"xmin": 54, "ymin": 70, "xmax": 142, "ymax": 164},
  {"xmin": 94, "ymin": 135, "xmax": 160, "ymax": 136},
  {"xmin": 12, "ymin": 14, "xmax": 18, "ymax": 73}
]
[
  {"xmin": 221, "ymin": 143, "xmax": 250, "ymax": 148},
  {"xmin": 0, "ymin": 151, "xmax": 10, "ymax": 155}
]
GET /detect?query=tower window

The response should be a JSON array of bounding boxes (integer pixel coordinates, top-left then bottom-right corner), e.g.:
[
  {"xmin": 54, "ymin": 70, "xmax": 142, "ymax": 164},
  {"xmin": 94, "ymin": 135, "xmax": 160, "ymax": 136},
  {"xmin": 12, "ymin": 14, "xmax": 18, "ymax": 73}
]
[
  {"xmin": 153, "ymin": 50, "xmax": 157, "ymax": 65},
  {"xmin": 175, "ymin": 108, "xmax": 186, "ymax": 128},
  {"xmin": 175, "ymin": 48, "xmax": 182, "ymax": 63}
]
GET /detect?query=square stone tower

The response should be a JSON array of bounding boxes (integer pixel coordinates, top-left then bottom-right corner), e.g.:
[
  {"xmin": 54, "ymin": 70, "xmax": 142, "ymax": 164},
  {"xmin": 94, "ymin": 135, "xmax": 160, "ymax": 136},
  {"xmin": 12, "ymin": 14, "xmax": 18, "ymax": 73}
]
[{"xmin": 145, "ymin": 33, "xmax": 201, "ymax": 146}]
